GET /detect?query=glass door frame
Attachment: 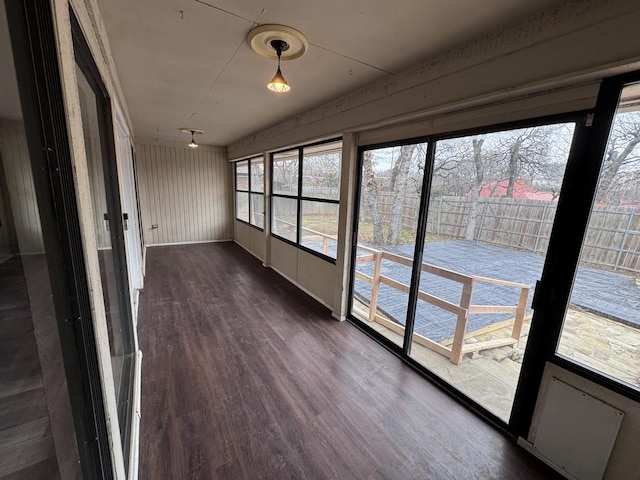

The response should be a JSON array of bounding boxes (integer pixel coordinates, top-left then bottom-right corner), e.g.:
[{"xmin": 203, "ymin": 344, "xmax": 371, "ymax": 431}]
[
  {"xmin": 6, "ymin": 0, "xmax": 114, "ymax": 477},
  {"xmin": 512, "ymin": 70, "xmax": 640, "ymax": 436},
  {"xmin": 347, "ymin": 110, "xmax": 591, "ymax": 435},
  {"xmin": 71, "ymin": 7, "xmax": 136, "ymax": 465}
]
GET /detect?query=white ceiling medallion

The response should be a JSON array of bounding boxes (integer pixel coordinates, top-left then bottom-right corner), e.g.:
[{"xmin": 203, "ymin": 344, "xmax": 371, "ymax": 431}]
[{"xmin": 247, "ymin": 24, "xmax": 308, "ymax": 61}]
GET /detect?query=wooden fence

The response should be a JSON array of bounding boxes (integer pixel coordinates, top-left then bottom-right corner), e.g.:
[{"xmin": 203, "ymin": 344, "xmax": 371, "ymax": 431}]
[{"xmin": 367, "ymin": 194, "xmax": 640, "ymax": 275}]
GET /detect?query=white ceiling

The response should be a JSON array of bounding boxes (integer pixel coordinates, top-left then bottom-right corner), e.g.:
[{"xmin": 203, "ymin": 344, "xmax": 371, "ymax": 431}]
[{"xmin": 97, "ymin": 0, "xmax": 563, "ymax": 147}]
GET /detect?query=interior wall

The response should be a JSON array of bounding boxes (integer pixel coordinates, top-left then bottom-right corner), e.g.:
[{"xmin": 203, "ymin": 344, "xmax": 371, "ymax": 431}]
[
  {"xmin": 0, "ymin": 120, "xmax": 44, "ymax": 254},
  {"xmin": 0, "ymin": 150, "xmax": 17, "ymax": 259},
  {"xmin": 136, "ymin": 138, "xmax": 231, "ymax": 246},
  {"xmin": 234, "ymin": 221, "xmax": 266, "ymax": 262},
  {"xmin": 268, "ymin": 236, "xmax": 336, "ymax": 309}
]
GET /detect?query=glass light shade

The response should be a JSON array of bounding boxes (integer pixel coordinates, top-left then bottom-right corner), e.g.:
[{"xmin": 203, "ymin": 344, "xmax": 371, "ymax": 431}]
[
  {"xmin": 267, "ymin": 67, "xmax": 290, "ymax": 93},
  {"xmin": 188, "ymin": 138, "xmax": 198, "ymax": 148}
]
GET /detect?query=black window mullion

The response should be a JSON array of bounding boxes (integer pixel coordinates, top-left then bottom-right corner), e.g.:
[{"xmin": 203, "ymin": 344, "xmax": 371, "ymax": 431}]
[
  {"xmin": 296, "ymin": 146, "xmax": 303, "ymax": 245},
  {"xmin": 270, "ymin": 153, "xmax": 275, "ymax": 235},
  {"xmin": 402, "ymin": 142, "xmax": 435, "ymax": 356},
  {"xmin": 247, "ymin": 160, "xmax": 252, "ymax": 222},
  {"xmin": 299, "ymin": 196, "xmax": 340, "ymax": 204}
]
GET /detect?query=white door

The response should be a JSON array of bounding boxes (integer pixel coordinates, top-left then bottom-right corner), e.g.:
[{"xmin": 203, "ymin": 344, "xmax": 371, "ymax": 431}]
[{"xmin": 115, "ymin": 112, "xmax": 144, "ymax": 317}]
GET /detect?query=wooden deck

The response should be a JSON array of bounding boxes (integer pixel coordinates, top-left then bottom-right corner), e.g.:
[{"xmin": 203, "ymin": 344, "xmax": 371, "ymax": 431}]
[
  {"xmin": 137, "ymin": 242, "xmax": 561, "ymax": 479},
  {"xmin": 367, "ymin": 306, "xmax": 640, "ymax": 421}
]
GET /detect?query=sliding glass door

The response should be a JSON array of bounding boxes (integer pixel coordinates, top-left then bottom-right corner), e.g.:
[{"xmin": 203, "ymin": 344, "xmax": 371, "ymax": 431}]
[
  {"xmin": 351, "ymin": 142, "xmax": 427, "ymax": 348},
  {"xmin": 349, "ymin": 118, "xmax": 580, "ymax": 426},
  {"xmin": 73, "ymin": 13, "xmax": 135, "ymax": 467},
  {"xmin": 556, "ymin": 81, "xmax": 640, "ymax": 393},
  {"xmin": 408, "ymin": 124, "xmax": 576, "ymax": 422}
]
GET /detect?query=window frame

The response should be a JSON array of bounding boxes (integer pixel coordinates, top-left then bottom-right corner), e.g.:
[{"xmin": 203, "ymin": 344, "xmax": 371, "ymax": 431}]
[
  {"xmin": 234, "ymin": 156, "xmax": 264, "ymax": 230},
  {"xmin": 6, "ymin": 1, "xmax": 116, "ymax": 476},
  {"xmin": 346, "ymin": 83, "xmax": 640, "ymax": 438},
  {"xmin": 72, "ymin": 9, "xmax": 136, "ymax": 471},
  {"xmin": 270, "ymin": 138, "xmax": 342, "ymax": 263},
  {"xmin": 347, "ymin": 112, "xmax": 590, "ymax": 437},
  {"xmin": 544, "ymin": 72, "xmax": 640, "ymax": 408}
]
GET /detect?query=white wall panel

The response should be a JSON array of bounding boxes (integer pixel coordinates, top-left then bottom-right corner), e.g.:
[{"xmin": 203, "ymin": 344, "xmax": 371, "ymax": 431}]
[
  {"xmin": 270, "ymin": 236, "xmax": 298, "ymax": 282},
  {"xmin": 136, "ymin": 139, "xmax": 231, "ymax": 245},
  {"xmin": 296, "ymin": 249, "xmax": 336, "ymax": 308},
  {"xmin": 234, "ymin": 220, "xmax": 266, "ymax": 262}
]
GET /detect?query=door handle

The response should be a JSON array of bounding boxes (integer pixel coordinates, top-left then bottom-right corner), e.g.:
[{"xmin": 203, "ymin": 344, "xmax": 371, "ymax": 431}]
[{"xmin": 123, "ymin": 213, "xmax": 129, "ymax": 231}]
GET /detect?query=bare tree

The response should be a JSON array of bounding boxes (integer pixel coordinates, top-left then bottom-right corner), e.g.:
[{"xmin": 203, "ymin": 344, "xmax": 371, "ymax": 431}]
[
  {"xmin": 362, "ymin": 151, "xmax": 384, "ymax": 245},
  {"xmin": 596, "ymin": 112, "xmax": 640, "ymax": 203},
  {"xmin": 386, "ymin": 144, "xmax": 417, "ymax": 245},
  {"xmin": 498, "ymin": 125, "xmax": 569, "ymax": 198},
  {"xmin": 466, "ymin": 138, "xmax": 485, "ymax": 240},
  {"xmin": 272, "ymin": 156, "xmax": 299, "ymax": 194}
]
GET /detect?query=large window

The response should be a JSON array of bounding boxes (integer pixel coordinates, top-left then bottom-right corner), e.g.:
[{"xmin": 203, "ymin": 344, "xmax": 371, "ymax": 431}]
[
  {"xmin": 235, "ymin": 156, "xmax": 264, "ymax": 229},
  {"xmin": 271, "ymin": 139, "xmax": 342, "ymax": 260},
  {"xmin": 347, "ymin": 71, "xmax": 640, "ymax": 438},
  {"xmin": 350, "ymin": 121, "xmax": 576, "ymax": 423}
]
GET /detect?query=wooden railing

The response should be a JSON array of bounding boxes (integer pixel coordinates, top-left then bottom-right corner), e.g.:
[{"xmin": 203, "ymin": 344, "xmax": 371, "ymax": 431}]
[
  {"xmin": 354, "ymin": 245, "xmax": 530, "ymax": 365},
  {"xmin": 272, "ymin": 218, "xmax": 336, "ymax": 255},
  {"xmin": 271, "ymin": 218, "xmax": 530, "ymax": 364}
]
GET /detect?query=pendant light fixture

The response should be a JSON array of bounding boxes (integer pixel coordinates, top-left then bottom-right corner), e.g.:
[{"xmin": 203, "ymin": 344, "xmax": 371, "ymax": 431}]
[
  {"xmin": 180, "ymin": 128, "xmax": 204, "ymax": 148},
  {"xmin": 247, "ymin": 24, "xmax": 308, "ymax": 94},
  {"xmin": 267, "ymin": 40, "xmax": 290, "ymax": 93},
  {"xmin": 188, "ymin": 130, "xmax": 198, "ymax": 148}
]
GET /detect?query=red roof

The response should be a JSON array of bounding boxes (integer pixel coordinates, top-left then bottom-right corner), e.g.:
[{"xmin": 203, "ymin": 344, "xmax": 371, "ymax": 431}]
[{"xmin": 471, "ymin": 180, "xmax": 556, "ymax": 201}]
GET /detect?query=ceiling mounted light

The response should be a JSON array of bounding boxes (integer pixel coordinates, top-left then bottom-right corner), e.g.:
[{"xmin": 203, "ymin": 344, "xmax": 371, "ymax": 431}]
[
  {"xmin": 188, "ymin": 132, "xmax": 198, "ymax": 148},
  {"xmin": 267, "ymin": 40, "xmax": 290, "ymax": 93},
  {"xmin": 180, "ymin": 128, "xmax": 204, "ymax": 148},
  {"xmin": 247, "ymin": 24, "xmax": 308, "ymax": 94}
]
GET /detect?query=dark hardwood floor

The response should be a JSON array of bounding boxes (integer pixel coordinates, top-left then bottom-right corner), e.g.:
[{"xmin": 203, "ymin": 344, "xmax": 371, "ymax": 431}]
[
  {"xmin": 138, "ymin": 242, "xmax": 558, "ymax": 480},
  {"xmin": 0, "ymin": 256, "xmax": 59, "ymax": 480}
]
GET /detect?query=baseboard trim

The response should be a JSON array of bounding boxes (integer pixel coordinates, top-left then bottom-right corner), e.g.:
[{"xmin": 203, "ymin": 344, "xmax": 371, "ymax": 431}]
[
  {"xmin": 147, "ymin": 239, "xmax": 232, "ymax": 247},
  {"xmin": 233, "ymin": 240, "xmax": 265, "ymax": 263}
]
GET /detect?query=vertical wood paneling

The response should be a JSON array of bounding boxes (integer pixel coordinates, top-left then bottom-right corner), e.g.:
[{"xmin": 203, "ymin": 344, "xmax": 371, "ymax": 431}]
[
  {"xmin": 0, "ymin": 120, "xmax": 44, "ymax": 254},
  {"xmin": 0, "ymin": 161, "xmax": 16, "ymax": 258},
  {"xmin": 136, "ymin": 140, "xmax": 231, "ymax": 245}
]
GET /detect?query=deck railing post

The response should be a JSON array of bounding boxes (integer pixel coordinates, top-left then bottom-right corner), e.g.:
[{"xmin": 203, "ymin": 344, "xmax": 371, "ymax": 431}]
[
  {"xmin": 450, "ymin": 279, "xmax": 474, "ymax": 364},
  {"xmin": 512, "ymin": 286, "xmax": 530, "ymax": 342},
  {"xmin": 369, "ymin": 251, "xmax": 383, "ymax": 322}
]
